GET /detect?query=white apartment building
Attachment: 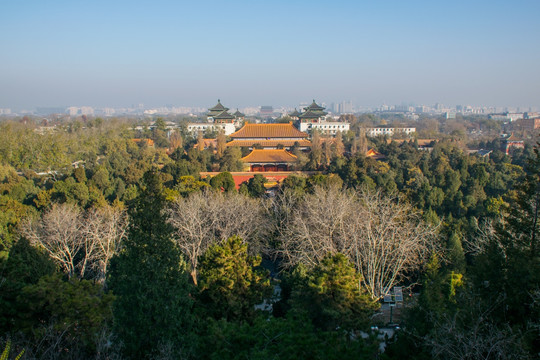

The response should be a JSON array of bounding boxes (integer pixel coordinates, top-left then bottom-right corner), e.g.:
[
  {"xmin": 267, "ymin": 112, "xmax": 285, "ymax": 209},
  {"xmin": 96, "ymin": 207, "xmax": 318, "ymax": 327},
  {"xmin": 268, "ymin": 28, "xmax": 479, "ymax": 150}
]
[
  {"xmin": 187, "ymin": 123, "xmax": 236, "ymax": 136},
  {"xmin": 366, "ymin": 127, "xmax": 416, "ymax": 137},
  {"xmin": 299, "ymin": 122, "xmax": 350, "ymax": 135}
]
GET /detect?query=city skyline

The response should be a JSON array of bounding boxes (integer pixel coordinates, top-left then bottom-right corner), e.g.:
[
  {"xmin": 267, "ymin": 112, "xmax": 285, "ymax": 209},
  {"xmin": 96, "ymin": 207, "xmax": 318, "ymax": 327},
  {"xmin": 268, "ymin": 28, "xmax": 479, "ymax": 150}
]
[{"xmin": 1, "ymin": 0, "xmax": 539, "ymax": 110}]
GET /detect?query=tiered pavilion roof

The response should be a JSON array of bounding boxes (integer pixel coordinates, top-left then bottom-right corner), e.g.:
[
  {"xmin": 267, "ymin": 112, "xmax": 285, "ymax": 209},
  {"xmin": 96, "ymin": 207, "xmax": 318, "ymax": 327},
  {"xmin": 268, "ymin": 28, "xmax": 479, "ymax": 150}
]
[
  {"xmin": 207, "ymin": 100, "xmax": 235, "ymax": 123},
  {"xmin": 298, "ymin": 100, "xmax": 328, "ymax": 122}
]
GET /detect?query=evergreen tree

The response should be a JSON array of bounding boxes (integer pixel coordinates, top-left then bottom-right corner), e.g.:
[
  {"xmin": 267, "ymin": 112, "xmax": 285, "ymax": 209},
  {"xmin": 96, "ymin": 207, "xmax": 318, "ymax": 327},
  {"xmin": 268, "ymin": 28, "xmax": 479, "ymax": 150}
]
[
  {"xmin": 0, "ymin": 237, "xmax": 56, "ymax": 333},
  {"xmin": 107, "ymin": 170, "xmax": 194, "ymax": 358},
  {"xmin": 209, "ymin": 171, "xmax": 236, "ymax": 192},
  {"xmin": 246, "ymin": 174, "xmax": 267, "ymax": 197},
  {"xmin": 291, "ymin": 253, "xmax": 378, "ymax": 331},
  {"xmin": 447, "ymin": 232, "xmax": 466, "ymax": 273},
  {"xmin": 19, "ymin": 274, "xmax": 115, "ymax": 353},
  {"xmin": 197, "ymin": 236, "xmax": 272, "ymax": 322}
]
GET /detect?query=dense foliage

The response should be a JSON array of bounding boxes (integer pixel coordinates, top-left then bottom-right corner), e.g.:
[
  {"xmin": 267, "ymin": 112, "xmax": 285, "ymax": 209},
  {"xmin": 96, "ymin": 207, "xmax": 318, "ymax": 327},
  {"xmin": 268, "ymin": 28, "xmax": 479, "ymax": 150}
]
[{"xmin": 0, "ymin": 117, "xmax": 538, "ymax": 359}]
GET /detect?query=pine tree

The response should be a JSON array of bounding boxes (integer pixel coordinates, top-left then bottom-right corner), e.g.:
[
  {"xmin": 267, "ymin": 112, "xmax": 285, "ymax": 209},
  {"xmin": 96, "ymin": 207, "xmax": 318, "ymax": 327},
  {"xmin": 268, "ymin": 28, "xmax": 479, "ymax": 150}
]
[
  {"xmin": 246, "ymin": 174, "xmax": 267, "ymax": 197},
  {"xmin": 0, "ymin": 237, "xmax": 56, "ymax": 333},
  {"xmin": 447, "ymin": 232, "xmax": 466, "ymax": 273},
  {"xmin": 197, "ymin": 236, "xmax": 272, "ymax": 321},
  {"xmin": 107, "ymin": 170, "xmax": 194, "ymax": 358},
  {"xmin": 291, "ymin": 253, "xmax": 378, "ymax": 331}
]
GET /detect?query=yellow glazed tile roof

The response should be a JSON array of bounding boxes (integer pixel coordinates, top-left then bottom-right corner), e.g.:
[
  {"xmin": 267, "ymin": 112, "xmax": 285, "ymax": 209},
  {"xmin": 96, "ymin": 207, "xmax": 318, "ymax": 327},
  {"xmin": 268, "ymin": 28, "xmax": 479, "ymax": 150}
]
[
  {"xmin": 230, "ymin": 122, "xmax": 308, "ymax": 139},
  {"xmin": 241, "ymin": 149, "xmax": 298, "ymax": 163},
  {"xmin": 226, "ymin": 139, "xmax": 312, "ymax": 147}
]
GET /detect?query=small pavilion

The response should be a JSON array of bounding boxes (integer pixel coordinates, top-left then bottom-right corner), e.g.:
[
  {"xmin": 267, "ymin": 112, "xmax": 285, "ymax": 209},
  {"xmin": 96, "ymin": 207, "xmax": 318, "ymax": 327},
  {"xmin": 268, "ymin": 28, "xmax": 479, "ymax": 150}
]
[
  {"xmin": 207, "ymin": 100, "xmax": 235, "ymax": 123},
  {"xmin": 298, "ymin": 100, "xmax": 328, "ymax": 123},
  {"xmin": 504, "ymin": 133, "xmax": 524, "ymax": 155}
]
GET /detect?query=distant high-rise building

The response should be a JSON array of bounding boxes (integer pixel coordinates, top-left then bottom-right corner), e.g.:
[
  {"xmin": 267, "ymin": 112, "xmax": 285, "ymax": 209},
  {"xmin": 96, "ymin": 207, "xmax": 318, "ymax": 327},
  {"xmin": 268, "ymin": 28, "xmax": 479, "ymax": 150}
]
[
  {"xmin": 36, "ymin": 107, "xmax": 65, "ymax": 115},
  {"xmin": 66, "ymin": 107, "xmax": 79, "ymax": 116},
  {"xmin": 80, "ymin": 106, "xmax": 94, "ymax": 116},
  {"xmin": 260, "ymin": 106, "xmax": 274, "ymax": 117},
  {"xmin": 337, "ymin": 101, "xmax": 353, "ymax": 114}
]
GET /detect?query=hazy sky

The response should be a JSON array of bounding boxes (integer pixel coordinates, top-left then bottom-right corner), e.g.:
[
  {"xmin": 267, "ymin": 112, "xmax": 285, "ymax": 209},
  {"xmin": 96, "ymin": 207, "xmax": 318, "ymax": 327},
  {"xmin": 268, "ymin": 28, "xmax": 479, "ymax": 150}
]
[{"xmin": 1, "ymin": 0, "xmax": 539, "ymax": 110}]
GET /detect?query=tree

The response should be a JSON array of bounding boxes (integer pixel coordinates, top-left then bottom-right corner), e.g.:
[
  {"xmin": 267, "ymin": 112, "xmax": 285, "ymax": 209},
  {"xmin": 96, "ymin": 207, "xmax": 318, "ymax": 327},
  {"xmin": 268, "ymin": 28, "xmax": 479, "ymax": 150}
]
[
  {"xmin": 169, "ymin": 129, "xmax": 183, "ymax": 152},
  {"xmin": 174, "ymin": 175, "xmax": 210, "ymax": 197},
  {"xmin": 446, "ymin": 232, "xmax": 466, "ymax": 273},
  {"xmin": 107, "ymin": 171, "xmax": 194, "ymax": 358},
  {"xmin": 333, "ymin": 131, "xmax": 345, "ymax": 158},
  {"xmin": 216, "ymin": 129, "xmax": 226, "ymax": 157},
  {"xmin": 323, "ymin": 141, "xmax": 332, "ymax": 166},
  {"xmin": 246, "ymin": 174, "xmax": 267, "ymax": 197},
  {"xmin": 276, "ymin": 185, "xmax": 437, "ymax": 299},
  {"xmin": 196, "ymin": 131, "xmax": 205, "ymax": 151},
  {"xmin": 350, "ymin": 136, "xmax": 359, "ymax": 155},
  {"xmin": 197, "ymin": 236, "xmax": 272, "ymax": 321},
  {"xmin": 220, "ymin": 146, "xmax": 243, "ymax": 171},
  {"xmin": 198, "ymin": 314, "xmax": 379, "ymax": 360},
  {"xmin": 22, "ymin": 203, "xmax": 84, "ymax": 278},
  {"xmin": 424, "ymin": 312, "xmax": 526, "ymax": 360},
  {"xmin": 167, "ymin": 190, "xmax": 269, "ymax": 285},
  {"xmin": 357, "ymin": 131, "xmax": 368, "ymax": 154},
  {"xmin": 82, "ymin": 205, "xmax": 128, "ymax": 281},
  {"xmin": 468, "ymin": 142, "xmax": 540, "ymax": 353},
  {"xmin": 209, "ymin": 171, "xmax": 236, "ymax": 192},
  {"xmin": 290, "ymin": 253, "xmax": 378, "ymax": 331},
  {"xmin": 19, "ymin": 274, "xmax": 115, "ymax": 354},
  {"xmin": 0, "ymin": 237, "xmax": 56, "ymax": 334},
  {"xmin": 308, "ymin": 130, "xmax": 322, "ymax": 169},
  {"xmin": 21, "ymin": 203, "xmax": 128, "ymax": 281},
  {"xmin": 280, "ymin": 174, "xmax": 307, "ymax": 196}
]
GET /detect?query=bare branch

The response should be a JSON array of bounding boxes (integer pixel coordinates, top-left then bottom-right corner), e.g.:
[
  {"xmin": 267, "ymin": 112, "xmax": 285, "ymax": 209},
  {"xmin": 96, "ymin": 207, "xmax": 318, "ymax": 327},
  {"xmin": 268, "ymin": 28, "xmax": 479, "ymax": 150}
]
[
  {"xmin": 20, "ymin": 203, "xmax": 128, "ymax": 281},
  {"xmin": 274, "ymin": 185, "xmax": 438, "ymax": 299},
  {"xmin": 167, "ymin": 190, "xmax": 270, "ymax": 285}
]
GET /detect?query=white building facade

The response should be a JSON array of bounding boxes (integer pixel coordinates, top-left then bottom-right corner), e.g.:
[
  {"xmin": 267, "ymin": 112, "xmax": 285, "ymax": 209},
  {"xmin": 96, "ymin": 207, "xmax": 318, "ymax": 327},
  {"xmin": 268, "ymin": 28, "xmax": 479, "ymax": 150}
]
[
  {"xmin": 299, "ymin": 122, "xmax": 350, "ymax": 135},
  {"xmin": 187, "ymin": 123, "xmax": 236, "ymax": 136},
  {"xmin": 366, "ymin": 127, "xmax": 416, "ymax": 137}
]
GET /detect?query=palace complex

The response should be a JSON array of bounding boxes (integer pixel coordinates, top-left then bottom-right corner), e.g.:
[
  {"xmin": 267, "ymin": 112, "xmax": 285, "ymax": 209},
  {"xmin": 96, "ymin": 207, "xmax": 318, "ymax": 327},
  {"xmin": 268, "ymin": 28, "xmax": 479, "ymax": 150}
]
[{"xmin": 192, "ymin": 99, "xmax": 352, "ymax": 173}]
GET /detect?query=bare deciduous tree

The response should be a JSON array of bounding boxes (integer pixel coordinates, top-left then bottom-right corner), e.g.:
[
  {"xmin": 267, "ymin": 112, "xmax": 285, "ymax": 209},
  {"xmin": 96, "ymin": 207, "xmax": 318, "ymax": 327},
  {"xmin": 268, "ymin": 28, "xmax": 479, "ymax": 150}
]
[
  {"xmin": 465, "ymin": 217, "xmax": 502, "ymax": 255},
  {"xmin": 351, "ymin": 190, "xmax": 437, "ymax": 298},
  {"xmin": 275, "ymin": 185, "xmax": 438, "ymax": 299},
  {"xmin": 22, "ymin": 203, "xmax": 83, "ymax": 278},
  {"xmin": 424, "ymin": 304, "xmax": 527, "ymax": 360},
  {"xmin": 167, "ymin": 190, "xmax": 270, "ymax": 285},
  {"xmin": 21, "ymin": 203, "xmax": 128, "ymax": 280},
  {"xmin": 83, "ymin": 205, "xmax": 129, "ymax": 280},
  {"xmin": 276, "ymin": 186, "xmax": 357, "ymax": 268}
]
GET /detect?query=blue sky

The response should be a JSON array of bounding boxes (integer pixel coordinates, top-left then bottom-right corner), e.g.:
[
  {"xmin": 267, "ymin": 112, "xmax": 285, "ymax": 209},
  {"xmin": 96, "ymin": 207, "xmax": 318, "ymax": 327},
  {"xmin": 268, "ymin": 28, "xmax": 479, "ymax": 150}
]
[{"xmin": 1, "ymin": 0, "xmax": 539, "ymax": 109}]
